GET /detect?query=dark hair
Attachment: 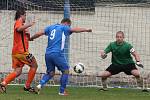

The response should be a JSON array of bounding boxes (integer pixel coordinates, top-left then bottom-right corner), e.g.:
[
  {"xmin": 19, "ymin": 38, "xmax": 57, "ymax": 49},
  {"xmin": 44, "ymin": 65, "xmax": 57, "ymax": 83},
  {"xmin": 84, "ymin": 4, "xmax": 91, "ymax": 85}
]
[
  {"xmin": 61, "ymin": 18, "xmax": 71, "ymax": 24},
  {"xmin": 14, "ymin": 9, "xmax": 26, "ymax": 20},
  {"xmin": 116, "ymin": 31, "xmax": 124, "ymax": 37}
]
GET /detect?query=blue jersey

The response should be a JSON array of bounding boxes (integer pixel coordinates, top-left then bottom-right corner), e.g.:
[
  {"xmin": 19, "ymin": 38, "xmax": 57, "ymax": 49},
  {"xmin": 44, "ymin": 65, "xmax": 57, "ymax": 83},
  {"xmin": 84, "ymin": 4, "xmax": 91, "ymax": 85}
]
[{"xmin": 44, "ymin": 24, "xmax": 71, "ymax": 54}]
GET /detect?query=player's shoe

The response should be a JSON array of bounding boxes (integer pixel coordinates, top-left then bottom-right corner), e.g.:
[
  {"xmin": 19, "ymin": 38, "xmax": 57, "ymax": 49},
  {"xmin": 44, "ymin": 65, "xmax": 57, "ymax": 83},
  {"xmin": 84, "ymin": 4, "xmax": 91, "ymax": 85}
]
[
  {"xmin": 98, "ymin": 88, "xmax": 108, "ymax": 91},
  {"xmin": 0, "ymin": 84, "xmax": 6, "ymax": 93},
  {"xmin": 58, "ymin": 91, "xmax": 69, "ymax": 96},
  {"xmin": 34, "ymin": 84, "xmax": 42, "ymax": 94},
  {"xmin": 142, "ymin": 89, "xmax": 149, "ymax": 92},
  {"xmin": 24, "ymin": 87, "xmax": 36, "ymax": 93}
]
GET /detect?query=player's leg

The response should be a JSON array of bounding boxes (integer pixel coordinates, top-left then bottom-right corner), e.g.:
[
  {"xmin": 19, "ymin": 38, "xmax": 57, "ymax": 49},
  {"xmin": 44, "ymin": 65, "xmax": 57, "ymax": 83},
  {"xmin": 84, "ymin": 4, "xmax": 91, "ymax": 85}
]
[
  {"xmin": 131, "ymin": 69, "xmax": 148, "ymax": 91},
  {"xmin": 123, "ymin": 63, "xmax": 142, "ymax": 87},
  {"xmin": 53, "ymin": 53, "xmax": 69, "ymax": 96},
  {"xmin": 0, "ymin": 67, "xmax": 23, "ymax": 93},
  {"xmin": 131, "ymin": 69, "xmax": 146, "ymax": 91},
  {"xmin": 99, "ymin": 64, "xmax": 121, "ymax": 91},
  {"xmin": 35, "ymin": 53, "xmax": 55, "ymax": 94},
  {"xmin": 131, "ymin": 69, "xmax": 143, "ymax": 87},
  {"xmin": 22, "ymin": 53, "xmax": 38, "ymax": 92},
  {"xmin": 99, "ymin": 71, "xmax": 111, "ymax": 91},
  {"xmin": 58, "ymin": 69, "xmax": 69, "ymax": 96},
  {"xmin": 37, "ymin": 71, "xmax": 55, "ymax": 88},
  {"xmin": 1, "ymin": 67, "xmax": 23, "ymax": 86},
  {"xmin": 0, "ymin": 54, "xmax": 23, "ymax": 93},
  {"xmin": 124, "ymin": 63, "xmax": 148, "ymax": 91},
  {"xmin": 39, "ymin": 54, "xmax": 55, "ymax": 87}
]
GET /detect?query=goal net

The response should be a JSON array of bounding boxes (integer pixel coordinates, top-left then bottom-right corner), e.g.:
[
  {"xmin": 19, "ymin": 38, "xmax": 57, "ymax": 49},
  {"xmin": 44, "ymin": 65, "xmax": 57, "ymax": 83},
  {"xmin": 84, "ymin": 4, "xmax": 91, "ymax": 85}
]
[{"xmin": 0, "ymin": 0, "xmax": 150, "ymax": 89}]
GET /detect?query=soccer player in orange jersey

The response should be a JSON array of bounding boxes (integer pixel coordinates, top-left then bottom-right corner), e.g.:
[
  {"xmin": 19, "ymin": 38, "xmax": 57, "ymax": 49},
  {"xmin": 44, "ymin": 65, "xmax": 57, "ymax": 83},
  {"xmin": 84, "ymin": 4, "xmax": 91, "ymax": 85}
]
[{"xmin": 0, "ymin": 9, "xmax": 38, "ymax": 93}]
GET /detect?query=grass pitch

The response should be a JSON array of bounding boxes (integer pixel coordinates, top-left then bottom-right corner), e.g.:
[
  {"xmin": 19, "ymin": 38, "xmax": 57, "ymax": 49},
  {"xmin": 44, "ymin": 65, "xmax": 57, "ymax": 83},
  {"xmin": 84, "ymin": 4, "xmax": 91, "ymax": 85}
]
[{"xmin": 0, "ymin": 85, "xmax": 150, "ymax": 100}]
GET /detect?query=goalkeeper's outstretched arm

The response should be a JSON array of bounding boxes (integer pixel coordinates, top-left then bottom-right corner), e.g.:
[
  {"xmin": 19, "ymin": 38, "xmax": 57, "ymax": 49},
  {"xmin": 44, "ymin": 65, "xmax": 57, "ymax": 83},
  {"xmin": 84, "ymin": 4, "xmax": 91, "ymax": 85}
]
[
  {"xmin": 131, "ymin": 51, "xmax": 140, "ymax": 62},
  {"xmin": 131, "ymin": 51, "xmax": 144, "ymax": 68},
  {"xmin": 100, "ymin": 43, "xmax": 111, "ymax": 59},
  {"xmin": 100, "ymin": 50, "xmax": 107, "ymax": 59}
]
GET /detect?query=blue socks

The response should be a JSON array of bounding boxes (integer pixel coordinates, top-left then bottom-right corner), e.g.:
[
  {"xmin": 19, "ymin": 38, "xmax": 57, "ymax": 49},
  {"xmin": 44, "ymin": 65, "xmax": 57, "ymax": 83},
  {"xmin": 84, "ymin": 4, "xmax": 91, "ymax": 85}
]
[
  {"xmin": 40, "ymin": 73, "xmax": 53, "ymax": 86},
  {"xmin": 59, "ymin": 74, "xmax": 69, "ymax": 93},
  {"xmin": 39, "ymin": 73, "xmax": 69, "ymax": 93}
]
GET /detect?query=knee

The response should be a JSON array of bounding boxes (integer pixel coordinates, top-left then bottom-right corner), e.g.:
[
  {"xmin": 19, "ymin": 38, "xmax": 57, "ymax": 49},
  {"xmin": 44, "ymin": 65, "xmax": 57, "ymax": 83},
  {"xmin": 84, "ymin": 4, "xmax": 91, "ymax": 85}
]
[
  {"xmin": 34, "ymin": 63, "xmax": 38, "ymax": 68},
  {"xmin": 30, "ymin": 58, "xmax": 38, "ymax": 69},
  {"xmin": 48, "ymin": 71, "xmax": 55, "ymax": 77},
  {"xmin": 32, "ymin": 62, "xmax": 38, "ymax": 69},
  {"xmin": 14, "ymin": 69, "xmax": 22, "ymax": 77},
  {"xmin": 131, "ymin": 70, "xmax": 140, "ymax": 77},
  {"xmin": 101, "ymin": 71, "xmax": 111, "ymax": 79}
]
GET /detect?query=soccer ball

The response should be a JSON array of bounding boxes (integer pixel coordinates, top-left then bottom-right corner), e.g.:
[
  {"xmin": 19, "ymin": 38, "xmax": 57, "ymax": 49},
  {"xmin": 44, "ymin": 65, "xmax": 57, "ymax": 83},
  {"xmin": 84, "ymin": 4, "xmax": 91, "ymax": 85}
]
[{"xmin": 73, "ymin": 62, "xmax": 84, "ymax": 73}]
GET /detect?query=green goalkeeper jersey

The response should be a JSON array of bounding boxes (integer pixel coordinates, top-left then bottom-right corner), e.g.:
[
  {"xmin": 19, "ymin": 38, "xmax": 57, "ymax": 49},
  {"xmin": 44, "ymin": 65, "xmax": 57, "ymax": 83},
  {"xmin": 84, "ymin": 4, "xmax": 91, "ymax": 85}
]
[{"xmin": 104, "ymin": 41, "xmax": 135, "ymax": 65}]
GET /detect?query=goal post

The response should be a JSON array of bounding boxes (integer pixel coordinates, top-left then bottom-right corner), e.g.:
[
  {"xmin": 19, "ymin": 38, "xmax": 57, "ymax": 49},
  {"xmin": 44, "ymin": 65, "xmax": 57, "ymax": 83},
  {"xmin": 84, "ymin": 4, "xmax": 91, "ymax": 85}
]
[{"xmin": 64, "ymin": 0, "xmax": 70, "ymax": 63}]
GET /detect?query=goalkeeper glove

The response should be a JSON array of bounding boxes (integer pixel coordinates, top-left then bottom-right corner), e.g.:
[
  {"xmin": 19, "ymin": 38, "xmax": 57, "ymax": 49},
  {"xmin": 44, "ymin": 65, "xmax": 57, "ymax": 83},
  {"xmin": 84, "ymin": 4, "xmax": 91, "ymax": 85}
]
[
  {"xmin": 101, "ymin": 54, "xmax": 107, "ymax": 59},
  {"xmin": 136, "ymin": 61, "xmax": 144, "ymax": 68}
]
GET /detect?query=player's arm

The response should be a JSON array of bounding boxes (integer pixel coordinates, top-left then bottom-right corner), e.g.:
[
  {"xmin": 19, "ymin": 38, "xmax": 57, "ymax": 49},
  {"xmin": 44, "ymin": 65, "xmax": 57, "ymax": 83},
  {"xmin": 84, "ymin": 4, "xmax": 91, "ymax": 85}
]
[
  {"xmin": 131, "ymin": 48, "xmax": 144, "ymax": 68},
  {"xmin": 30, "ymin": 30, "xmax": 45, "ymax": 41},
  {"xmin": 17, "ymin": 21, "xmax": 35, "ymax": 32},
  {"xmin": 100, "ymin": 43, "xmax": 112, "ymax": 59},
  {"xmin": 100, "ymin": 50, "xmax": 107, "ymax": 59},
  {"xmin": 70, "ymin": 28, "xmax": 92, "ymax": 33},
  {"xmin": 25, "ymin": 29, "xmax": 31, "ymax": 40},
  {"xmin": 131, "ymin": 49, "xmax": 140, "ymax": 62}
]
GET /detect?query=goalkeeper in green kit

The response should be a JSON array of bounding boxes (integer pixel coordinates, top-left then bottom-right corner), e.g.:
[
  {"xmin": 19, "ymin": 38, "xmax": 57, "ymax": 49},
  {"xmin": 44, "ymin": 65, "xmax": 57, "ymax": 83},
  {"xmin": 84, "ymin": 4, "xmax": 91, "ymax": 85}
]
[{"xmin": 99, "ymin": 31, "xmax": 148, "ymax": 92}]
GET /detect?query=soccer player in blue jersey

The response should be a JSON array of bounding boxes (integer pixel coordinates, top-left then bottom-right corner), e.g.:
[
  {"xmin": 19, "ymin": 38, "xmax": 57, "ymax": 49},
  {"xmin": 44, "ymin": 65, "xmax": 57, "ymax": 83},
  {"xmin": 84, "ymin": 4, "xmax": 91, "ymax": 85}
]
[{"xmin": 30, "ymin": 18, "xmax": 92, "ymax": 95}]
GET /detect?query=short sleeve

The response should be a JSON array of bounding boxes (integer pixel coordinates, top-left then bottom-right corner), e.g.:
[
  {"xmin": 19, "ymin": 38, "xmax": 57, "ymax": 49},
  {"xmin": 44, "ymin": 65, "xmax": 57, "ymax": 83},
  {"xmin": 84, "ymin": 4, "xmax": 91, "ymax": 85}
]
[
  {"xmin": 128, "ymin": 43, "xmax": 134, "ymax": 53},
  {"xmin": 14, "ymin": 20, "xmax": 22, "ymax": 30},
  {"xmin": 44, "ymin": 26, "xmax": 50, "ymax": 36},
  {"xmin": 63, "ymin": 25, "xmax": 72, "ymax": 36},
  {"xmin": 104, "ymin": 43, "xmax": 112, "ymax": 54},
  {"xmin": 128, "ymin": 43, "xmax": 133, "ymax": 50}
]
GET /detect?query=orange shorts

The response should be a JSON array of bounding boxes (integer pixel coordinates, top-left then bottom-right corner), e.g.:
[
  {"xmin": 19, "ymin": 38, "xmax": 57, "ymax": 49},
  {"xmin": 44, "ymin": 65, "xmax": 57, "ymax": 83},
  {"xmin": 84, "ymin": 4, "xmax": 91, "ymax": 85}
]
[{"xmin": 12, "ymin": 52, "xmax": 38, "ymax": 69}]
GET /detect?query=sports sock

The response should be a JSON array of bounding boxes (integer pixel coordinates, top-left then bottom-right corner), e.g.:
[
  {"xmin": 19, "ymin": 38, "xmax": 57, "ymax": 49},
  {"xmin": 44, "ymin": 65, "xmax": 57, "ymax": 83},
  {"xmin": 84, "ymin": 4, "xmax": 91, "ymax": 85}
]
[
  {"xmin": 25, "ymin": 68, "xmax": 36, "ymax": 88},
  {"xmin": 2, "ymin": 72, "xmax": 17, "ymax": 86},
  {"xmin": 102, "ymin": 78, "xmax": 107, "ymax": 88},
  {"xmin": 59, "ymin": 74, "xmax": 69, "ymax": 93},
  {"xmin": 40, "ymin": 73, "xmax": 53, "ymax": 86},
  {"xmin": 136, "ymin": 77, "xmax": 143, "ymax": 88}
]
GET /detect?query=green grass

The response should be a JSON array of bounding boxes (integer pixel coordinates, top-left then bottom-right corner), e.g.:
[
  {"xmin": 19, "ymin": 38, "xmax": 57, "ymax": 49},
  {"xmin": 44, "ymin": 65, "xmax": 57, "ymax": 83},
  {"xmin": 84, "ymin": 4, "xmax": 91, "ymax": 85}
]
[{"xmin": 0, "ymin": 86, "xmax": 150, "ymax": 100}]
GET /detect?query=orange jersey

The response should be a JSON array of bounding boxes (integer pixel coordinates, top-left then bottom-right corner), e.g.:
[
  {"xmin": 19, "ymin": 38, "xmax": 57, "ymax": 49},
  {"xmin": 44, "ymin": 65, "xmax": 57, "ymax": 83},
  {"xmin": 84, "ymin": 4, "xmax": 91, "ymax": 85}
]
[{"xmin": 12, "ymin": 19, "xmax": 30, "ymax": 54}]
